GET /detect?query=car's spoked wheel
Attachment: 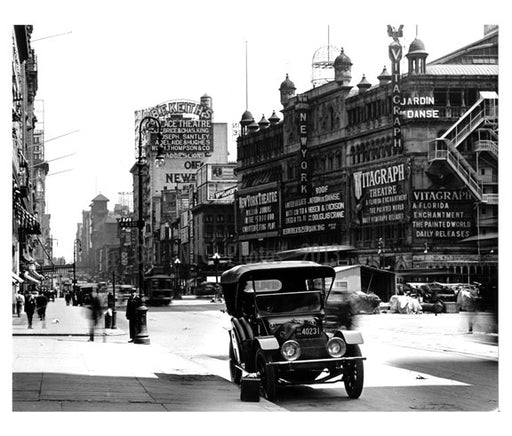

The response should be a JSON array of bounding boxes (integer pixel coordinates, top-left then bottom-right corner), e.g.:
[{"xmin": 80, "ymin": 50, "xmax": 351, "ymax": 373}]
[
  {"xmin": 256, "ymin": 350, "xmax": 276, "ymax": 401},
  {"xmin": 343, "ymin": 344, "xmax": 364, "ymax": 399},
  {"xmin": 229, "ymin": 337, "xmax": 242, "ymax": 384}
]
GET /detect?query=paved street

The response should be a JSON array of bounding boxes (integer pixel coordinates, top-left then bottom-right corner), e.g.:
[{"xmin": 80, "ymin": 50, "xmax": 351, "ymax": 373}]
[{"xmin": 12, "ymin": 296, "xmax": 499, "ymax": 414}]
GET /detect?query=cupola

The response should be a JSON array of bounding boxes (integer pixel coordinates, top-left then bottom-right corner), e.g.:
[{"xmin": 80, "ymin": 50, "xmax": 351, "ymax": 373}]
[
  {"xmin": 240, "ymin": 110, "xmax": 254, "ymax": 136},
  {"xmin": 248, "ymin": 119, "xmax": 259, "ymax": 133},
  {"xmin": 200, "ymin": 93, "xmax": 212, "ymax": 109},
  {"xmin": 357, "ymin": 74, "xmax": 371, "ymax": 93},
  {"xmin": 279, "ymin": 74, "xmax": 296, "ymax": 106},
  {"xmin": 334, "ymin": 48, "xmax": 352, "ymax": 84},
  {"xmin": 406, "ymin": 38, "xmax": 428, "ymax": 74},
  {"xmin": 258, "ymin": 114, "xmax": 270, "ymax": 129},
  {"xmin": 268, "ymin": 110, "xmax": 280, "ymax": 125},
  {"xmin": 377, "ymin": 65, "xmax": 392, "ymax": 85}
]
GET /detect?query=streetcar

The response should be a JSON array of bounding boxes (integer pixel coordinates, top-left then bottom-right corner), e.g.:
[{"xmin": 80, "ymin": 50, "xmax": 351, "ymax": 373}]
[{"xmin": 143, "ymin": 274, "xmax": 175, "ymax": 305}]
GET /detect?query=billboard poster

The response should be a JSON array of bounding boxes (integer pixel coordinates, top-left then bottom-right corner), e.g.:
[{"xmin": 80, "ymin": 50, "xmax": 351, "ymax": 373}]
[
  {"xmin": 388, "ymin": 25, "xmax": 403, "ymax": 151},
  {"xmin": 161, "ymin": 117, "xmax": 213, "ymax": 154},
  {"xmin": 351, "ymin": 159, "xmax": 410, "ymax": 226},
  {"xmin": 135, "ymin": 99, "xmax": 214, "ymax": 157},
  {"xmin": 412, "ymin": 189, "xmax": 475, "ymax": 240},
  {"xmin": 282, "ymin": 184, "xmax": 345, "ymax": 236},
  {"xmin": 236, "ymin": 186, "xmax": 280, "ymax": 239}
]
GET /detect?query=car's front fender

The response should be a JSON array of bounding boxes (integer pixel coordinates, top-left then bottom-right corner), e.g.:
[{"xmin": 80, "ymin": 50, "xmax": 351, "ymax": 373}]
[
  {"xmin": 255, "ymin": 335, "xmax": 280, "ymax": 351},
  {"xmin": 334, "ymin": 330, "xmax": 364, "ymax": 345}
]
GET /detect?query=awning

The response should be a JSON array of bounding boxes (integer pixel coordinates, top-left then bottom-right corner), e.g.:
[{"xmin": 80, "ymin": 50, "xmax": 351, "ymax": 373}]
[
  {"xmin": 22, "ymin": 251, "xmax": 34, "ymax": 262},
  {"xmin": 23, "ymin": 272, "xmax": 40, "ymax": 285},
  {"xmin": 277, "ymin": 245, "xmax": 356, "ymax": 260},
  {"xmin": 14, "ymin": 202, "xmax": 41, "ymax": 234},
  {"xmin": 12, "ymin": 272, "xmax": 24, "ymax": 284},
  {"xmin": 31, "ymin": 270, "xmax": 45, "ymax": 281},
  {"xmin": 459, "ymin": 233, "xmax": 498, "ymax": 243}
]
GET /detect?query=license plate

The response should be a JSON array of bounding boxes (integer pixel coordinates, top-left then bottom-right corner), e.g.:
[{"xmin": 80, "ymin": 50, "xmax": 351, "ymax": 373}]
[{"xmin": 296, "ymin": 326, "xmax": 320, "ymax": 338}]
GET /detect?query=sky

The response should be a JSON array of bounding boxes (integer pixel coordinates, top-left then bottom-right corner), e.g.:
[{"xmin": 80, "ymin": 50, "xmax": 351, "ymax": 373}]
[{"xmin": 3, "ymin": 0, "xmax": 510, "ymax": 263}]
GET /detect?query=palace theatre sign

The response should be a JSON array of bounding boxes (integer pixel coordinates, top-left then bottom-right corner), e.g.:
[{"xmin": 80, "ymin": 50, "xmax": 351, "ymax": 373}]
[{"xmin": 135, "ymin": 99, "xmax": 214, "ymax": 191}]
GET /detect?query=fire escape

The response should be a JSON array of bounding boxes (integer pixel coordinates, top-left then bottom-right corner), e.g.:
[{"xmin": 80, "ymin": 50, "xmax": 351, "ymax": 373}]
[{"xmin": 428, "ymin": 91, "xmax": 498, "ymax": 203}]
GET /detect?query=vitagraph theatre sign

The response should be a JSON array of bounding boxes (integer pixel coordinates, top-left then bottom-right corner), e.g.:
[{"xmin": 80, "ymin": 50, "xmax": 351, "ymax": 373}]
[{"xmin": 351, "ymin": 159, "xmax": 411, "ymax": 226}]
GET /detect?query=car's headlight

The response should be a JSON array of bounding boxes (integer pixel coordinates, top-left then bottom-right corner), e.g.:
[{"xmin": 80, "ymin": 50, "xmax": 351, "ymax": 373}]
[
  {"xmin": 281, "ymin": 340, "xmax": 301, "ymax": 361},
  {"xmin": 326, "ymin": 337, "xmax": 346, "ymax": 357}
]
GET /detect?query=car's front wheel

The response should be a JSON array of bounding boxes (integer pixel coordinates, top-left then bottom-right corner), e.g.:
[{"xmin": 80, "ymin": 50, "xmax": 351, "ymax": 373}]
[
  {"xmin": 343, "ymin": 344, "xmax": 364, "ymax": 398},
  {"xmin": 256, "ymin": 349, "xmax": 276, "ymax": 401},
  {"xmin": 229, "ymin": 337, "xmax": 242, "ymax": 384}
]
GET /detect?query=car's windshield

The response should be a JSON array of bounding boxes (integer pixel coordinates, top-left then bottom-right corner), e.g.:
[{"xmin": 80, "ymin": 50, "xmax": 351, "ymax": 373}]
[
  {"xmin": 255, "ymin": 291, "xmax": 322, "ymax": 315},
  {"xmin": 240, "ymin": 273, "xmax": 331, "ymax": 315}
]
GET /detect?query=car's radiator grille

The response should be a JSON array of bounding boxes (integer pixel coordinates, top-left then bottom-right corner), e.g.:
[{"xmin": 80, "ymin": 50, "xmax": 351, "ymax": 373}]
[{"xmin": 297, "ymin": 337, "xmax": 329, "ymax": 360}]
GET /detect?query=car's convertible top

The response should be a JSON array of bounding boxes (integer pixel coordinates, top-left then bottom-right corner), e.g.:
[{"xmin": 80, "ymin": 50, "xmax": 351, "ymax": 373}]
[{"xmin": 221, "ymin": 261, "xmax": 335, "ymax": 317}]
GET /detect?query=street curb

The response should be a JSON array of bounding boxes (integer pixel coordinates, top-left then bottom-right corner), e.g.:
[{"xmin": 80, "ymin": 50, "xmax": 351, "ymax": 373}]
[{"xmin": 12, "ymin": 332, "xmax": 126, "ymax": 337}]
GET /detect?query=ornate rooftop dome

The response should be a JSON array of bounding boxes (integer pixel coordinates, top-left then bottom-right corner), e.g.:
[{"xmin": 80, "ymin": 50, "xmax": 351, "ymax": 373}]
[
  {"xmin": 240, "ymin": 109, "xmax": 254, "ymax": 125},
  {"xmin": 334, "ymin": 48, "xmax": 352, "ymax": 67},
  {"xmin": 279, "ymin": 74, "xmax": 296, "ymax": 91},
  {"xmin": 408, "ymin": 38, "xmax": 427, "ymax": 55}
]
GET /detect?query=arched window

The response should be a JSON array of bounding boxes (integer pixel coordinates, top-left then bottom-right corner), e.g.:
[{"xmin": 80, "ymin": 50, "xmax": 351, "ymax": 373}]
[
  {"xmin": 329, "ymin": 106, "xmax": 335, "ymax": 130},
  {"xmin": 336, "ymin": 151, "xmax": 342, "ymax": 168},
  {"xmin": 327, "ymin": 153, "xmax": 333, "ymax": 171},
  {"xmin": 363, "ymin": 142, "xmax": 370, "ymax": 162}
]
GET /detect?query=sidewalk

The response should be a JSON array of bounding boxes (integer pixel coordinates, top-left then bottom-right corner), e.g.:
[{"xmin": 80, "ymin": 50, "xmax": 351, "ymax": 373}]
[
  {"xmin": 12, "ymin": 298, "xmax": 283, "ymax": 411},
  {"xmin": 12, "ymin": 297, "xmax": 125, "ymax": 337}
]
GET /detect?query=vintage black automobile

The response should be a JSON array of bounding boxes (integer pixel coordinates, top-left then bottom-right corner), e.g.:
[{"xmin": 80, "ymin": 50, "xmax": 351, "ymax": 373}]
[{"xmin": 222, "ymin": 261, "xmax": 365, "ymax": 401}]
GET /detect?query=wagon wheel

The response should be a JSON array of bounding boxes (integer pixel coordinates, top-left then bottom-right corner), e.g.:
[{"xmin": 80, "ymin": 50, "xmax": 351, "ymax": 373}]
[
  {"xmin": 343, "ymin": 344, "xmax": 364, "ymax": 399},
  {"xmin": 256, "ymin": 349, "xmax": 276, "ymax": 401},
  {"xmin": 229, "ymin": 336, "xmax": 242, "ymax": 385}
]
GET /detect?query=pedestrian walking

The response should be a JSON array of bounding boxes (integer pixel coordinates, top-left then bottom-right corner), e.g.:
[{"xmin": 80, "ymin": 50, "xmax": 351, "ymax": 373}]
[
  {"xmin": 87, "ymin": 291, "xmax": 103, "ymax": 342},
  {"xmin": 15, "ymin": 291, "xmax": 25, "ymax": 317},
  {"xmin": 35, "ymin": 292, "xmax": 48, "ymax": 328},
  {"xmin": 211, "ymin": 284, "xmax": 223, "ymax": 303},
  {"xmin": 65, "ymin": 291, "xmax": 71, "ymax": 306},
  {"xmin": 126, "ymin": 290, "xmax": 141, "ymax": 342},
  {"xmin": 24, "ymin": 293, "xmax": 36, "ymax": 329}
]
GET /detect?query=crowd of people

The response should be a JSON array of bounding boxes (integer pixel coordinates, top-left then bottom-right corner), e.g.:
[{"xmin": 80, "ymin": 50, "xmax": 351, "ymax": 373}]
[
  {"xmin": 15, "ymin": 283, "xmax": 146, "ymax": 342},
  {"xmin": 14, "ymin": 286, "xmax": 51, "ymax": 329}
]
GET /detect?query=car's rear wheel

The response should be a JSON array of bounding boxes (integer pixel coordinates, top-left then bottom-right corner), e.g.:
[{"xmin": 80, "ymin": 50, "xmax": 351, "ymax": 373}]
[
  {"xmin": 343, "ymin": 344, "xmax": 364, "ymax": 399},
  {"xmin": 229, "ymin": 337, "xmax": 242, "ymax": 385},
  {"xmin": 256, "ymin": 350, "xmax": 276, "ymax": 401}
]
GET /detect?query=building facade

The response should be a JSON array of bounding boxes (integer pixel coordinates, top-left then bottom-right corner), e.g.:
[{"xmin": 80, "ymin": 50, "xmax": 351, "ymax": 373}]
[
  {"xmin": 235, "ymin": 26, "xmax": 498, "ymax": 291},
  {"xmin": 132, "ymin": 95, "xmax": 233, "ymax": 286},
  {"xmin": 12, "ymin": 25, "xmax": 51, "ymax": 302},
  {"xmin": 75, "ymin": 195, "xmax": 131, "ymax": 283}
]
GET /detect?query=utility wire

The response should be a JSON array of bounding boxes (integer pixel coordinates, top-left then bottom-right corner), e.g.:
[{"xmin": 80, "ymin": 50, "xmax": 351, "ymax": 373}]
[{"xmin": 32, "ymin": 31, "xmax": 72, "ymax": 42}]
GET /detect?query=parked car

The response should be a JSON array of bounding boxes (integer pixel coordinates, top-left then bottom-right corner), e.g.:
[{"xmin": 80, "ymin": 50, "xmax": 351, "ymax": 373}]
[
  {"xmin": 406, "ymin": 282, "xmax": 457, "ymax": 313},
  {"xmin": 195, "ymin": 281, "xmax": 216, "ymax": 297},
  {"xmin": 222, "ymin": 261, "xmax": 365, "ymax": 401}
]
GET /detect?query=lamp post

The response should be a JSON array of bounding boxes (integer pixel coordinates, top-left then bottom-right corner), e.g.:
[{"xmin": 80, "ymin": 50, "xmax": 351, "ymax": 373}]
[
  {"xmin": 377, "ymin": 237, "xmax": 383, "ymax": 269},
  {"xmin": 111, "ymin": 272, "xmax": 117, "ymax": 329},
  {"xmin": 212, "ymin": 252, "xmax": 220, "ymax": 301},
  {"xmin": 174, "ymin": 258, "xmax": 181, "ymax": 299},
  {"xmin": 134, "ymin": 116, "xmax": 165, "ymax": 345}
]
